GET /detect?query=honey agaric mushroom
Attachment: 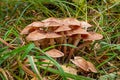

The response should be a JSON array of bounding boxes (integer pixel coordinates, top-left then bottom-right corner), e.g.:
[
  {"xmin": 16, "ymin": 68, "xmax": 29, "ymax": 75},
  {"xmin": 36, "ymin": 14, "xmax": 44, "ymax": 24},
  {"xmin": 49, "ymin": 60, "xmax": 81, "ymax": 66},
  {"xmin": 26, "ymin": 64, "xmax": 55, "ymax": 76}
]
[
  {"xmin": 71, "ymin": 56, "xmax": 89, "ymax": 72},
  {"xmin": 21, "ymin": 22, "xmax": 44, "ymax": 35},
  {"xmin": 62, "ymin": 18, "xmax": 92, "ymax": 29},
  {"xmin": 71, "ymin": 56, "xmax": 97, "ymax": 73},
  {"xmin": 45, "ymin": 49, "xmax": 64, "ymax": 58},
  {"xmin": 26, "ymin": 30, "xmax": 46, "ymax": 41},
  {"xmin": 81, "ymin": 32, "xmax": 103, "ymax": 41}
]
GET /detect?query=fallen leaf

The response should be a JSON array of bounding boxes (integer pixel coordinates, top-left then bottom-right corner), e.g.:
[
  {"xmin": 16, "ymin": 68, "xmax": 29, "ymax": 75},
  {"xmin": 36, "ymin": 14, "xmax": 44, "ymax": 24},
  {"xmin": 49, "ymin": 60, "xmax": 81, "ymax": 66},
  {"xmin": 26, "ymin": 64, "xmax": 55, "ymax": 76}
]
[
  {"xmin": 42, "ymin": 59, "xmax": 53, "ymax": 67},
  {"xmin": 31, "ymin": 77, "xmax": 38, "ymax": 80},
  {"xmin": 61, "ymin": 65, "xmax": 77, "ymax": 75}
]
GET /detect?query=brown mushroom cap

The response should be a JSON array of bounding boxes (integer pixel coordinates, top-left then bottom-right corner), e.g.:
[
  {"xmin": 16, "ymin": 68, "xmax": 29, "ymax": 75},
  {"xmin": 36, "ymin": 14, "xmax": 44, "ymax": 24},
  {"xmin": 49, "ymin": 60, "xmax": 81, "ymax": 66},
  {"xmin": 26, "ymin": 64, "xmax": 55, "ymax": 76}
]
[
  {"xmin": 45, "ymin": 49, "xmax": 64, "ymax": 58},
  {"xmin": 26, "ymin": 30, "xmax": 46, "ymax": 41},
  {"xmin": 21, "ymin": 22, "xmax": 44, "ymax": 35},
  {"xmin": 71, "ymin": 56, "xmax": 89, "ymax": 72},
  {"xmin": 54, "ymin": 25, "xmax": 71, "ymax": 32},
  {"xmin": 66, "ymin": 27, "xmax": 89, "ymax": 36},
  {"xmin": 79, "ymin": 21, "xmax": 92, "ymax": 29},
  {"xmin": 46, "ymin": 32, "xmax": 62, "ymax": 38},
  {"xmin": 42, "ymin": 17, "xmax": 62, "ymax": 27},
  {"xmin": 62, "ymin": 18, "xmax": 80, "ymax": 26},
  {"xmin": 81, "ymin": 32, "xmax": 103, "ymax": 41},
  {"xmin": 87, "ymin": 61, "xmax": 97, "ymax": 73}
]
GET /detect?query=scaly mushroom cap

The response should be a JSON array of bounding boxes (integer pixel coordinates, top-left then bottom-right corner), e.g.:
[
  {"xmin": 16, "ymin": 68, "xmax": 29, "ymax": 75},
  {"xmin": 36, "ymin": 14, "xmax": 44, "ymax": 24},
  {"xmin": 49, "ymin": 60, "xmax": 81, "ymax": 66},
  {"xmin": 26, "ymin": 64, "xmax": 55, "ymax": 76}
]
[
  {"xmin": 26, "ymin": 30, "xmax": 46, "ymax": 41},
  {"xmin": 81, "ymin": 32, "xmax": 103, "ymax": 41},
  {"xmin": 71, "ymin": 56, "xmax": 89, "ymax": 72},
  {"xmin": 45, "ymin": 49, "xmax": 64, "ymax": 58},
  {"xmin": 21, "ymin": 22, "xmax": 44, "ymax": 35},
  {"xmin": 87, "ymin": 61, "xmax": 97, "ymax": 73}
]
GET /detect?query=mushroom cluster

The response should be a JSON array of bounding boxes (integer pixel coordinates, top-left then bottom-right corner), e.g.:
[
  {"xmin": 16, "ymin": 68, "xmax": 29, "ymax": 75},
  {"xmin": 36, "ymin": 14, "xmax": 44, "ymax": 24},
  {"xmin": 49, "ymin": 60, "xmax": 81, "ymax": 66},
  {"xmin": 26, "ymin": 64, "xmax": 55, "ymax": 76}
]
[{"xmin": 21, "ymin": 17, "xmax": 103, "ymax": 59}]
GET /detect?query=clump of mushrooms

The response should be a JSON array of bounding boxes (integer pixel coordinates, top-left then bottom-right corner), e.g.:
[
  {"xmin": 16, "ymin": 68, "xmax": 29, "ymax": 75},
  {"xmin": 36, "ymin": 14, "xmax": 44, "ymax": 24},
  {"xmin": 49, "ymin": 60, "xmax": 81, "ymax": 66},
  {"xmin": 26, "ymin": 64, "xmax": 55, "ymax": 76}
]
[{"xmin": 21, "ymin": 17, "xmax": 103, "ymax": 60}]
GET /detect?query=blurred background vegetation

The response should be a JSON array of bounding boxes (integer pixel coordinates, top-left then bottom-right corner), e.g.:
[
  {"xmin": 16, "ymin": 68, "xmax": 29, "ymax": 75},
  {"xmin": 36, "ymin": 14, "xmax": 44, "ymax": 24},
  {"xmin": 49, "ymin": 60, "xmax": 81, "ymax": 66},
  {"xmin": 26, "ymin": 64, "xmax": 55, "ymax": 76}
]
[{"xmin": 0, "ymin": 0, "xmax": 120, "ymax": 80}]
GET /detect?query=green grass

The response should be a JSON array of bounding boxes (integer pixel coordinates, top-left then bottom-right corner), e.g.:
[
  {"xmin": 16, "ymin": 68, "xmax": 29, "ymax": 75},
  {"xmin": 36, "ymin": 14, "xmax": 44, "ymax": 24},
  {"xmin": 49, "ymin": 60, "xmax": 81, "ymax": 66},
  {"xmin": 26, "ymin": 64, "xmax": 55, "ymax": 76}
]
[{"xmin": 0, "ymin": 0, "xmax": 120, "ymax": 80}]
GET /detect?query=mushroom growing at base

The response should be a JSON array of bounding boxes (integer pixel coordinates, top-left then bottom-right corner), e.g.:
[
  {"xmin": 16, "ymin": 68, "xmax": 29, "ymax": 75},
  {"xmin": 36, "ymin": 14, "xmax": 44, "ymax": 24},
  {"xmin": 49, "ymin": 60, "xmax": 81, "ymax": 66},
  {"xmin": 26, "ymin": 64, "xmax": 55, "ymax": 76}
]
[
  {"xmin": 71, "ymin": 56, "xmax": 97, "ymax": 73},
  {"xmin": 45, "ymin": 49, "xmax": 64, "ymax": 58}
]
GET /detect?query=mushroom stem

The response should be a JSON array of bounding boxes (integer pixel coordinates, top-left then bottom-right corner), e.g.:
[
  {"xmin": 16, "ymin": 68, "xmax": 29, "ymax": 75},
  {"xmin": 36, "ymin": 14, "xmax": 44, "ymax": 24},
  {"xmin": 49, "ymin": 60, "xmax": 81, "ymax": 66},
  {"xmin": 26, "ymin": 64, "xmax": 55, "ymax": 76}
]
[
  {"xmin": 68, "ymin": 35, "xmax": 81, "ymax": 60},
  {"xmin": 58, "ymin": 32, "xmax": 66, "ymax": 53},
  {"xmin": 49, "ymin": 38, "xmax": 55, "ymax": 46},
  {"xmin": 34, "ymin": 41, "xmax": 40, "ymax": 47},
  {"xmin": 61, "ymin": 32, "xmax": 67, "ymax": 54},
  {"xmin": 63, "ymin": 36, "xmax": 67, "ymax": 54},
  {"xmin": 76, "ymin": 41, "xmax": 92, "ymax": 50}
]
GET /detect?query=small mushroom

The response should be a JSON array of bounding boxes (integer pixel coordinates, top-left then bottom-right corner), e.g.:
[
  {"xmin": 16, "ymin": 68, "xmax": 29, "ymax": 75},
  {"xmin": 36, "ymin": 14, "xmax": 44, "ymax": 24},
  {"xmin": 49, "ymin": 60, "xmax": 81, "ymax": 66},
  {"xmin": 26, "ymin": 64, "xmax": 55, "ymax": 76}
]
[
  {"xmin": 21, "ymin": 22, "xmax": 44, "ymax": 35},
  {"xmin": 71, "ymin": 56, "xmax": 97, "ymax": 73},
  {"xmin": 81, "ymin": 32, "xmax": 103, "ymax": 41},
  {"xmin": 26, "ymin": 30, "xmax": 46, "ymax": 41},
  {"xmin": 62, "ymin": 18, "xmax": 91, "ymax": 29},
  {"xmin": 71, "ymin": 56, "xmax": 89, "ymax": 72},
  {"xmin": 45, "ymin": 49, "xmax": 64, "ymax": 58}
]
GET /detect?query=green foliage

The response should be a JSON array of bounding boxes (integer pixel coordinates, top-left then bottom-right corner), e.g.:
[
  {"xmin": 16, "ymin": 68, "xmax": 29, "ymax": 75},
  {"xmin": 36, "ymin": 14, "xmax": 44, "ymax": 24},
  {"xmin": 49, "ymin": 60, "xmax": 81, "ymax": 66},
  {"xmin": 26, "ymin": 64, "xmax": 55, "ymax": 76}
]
[{"xmin": 0, "ymin": 0, "xmax": 120, "ymax": 80}]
